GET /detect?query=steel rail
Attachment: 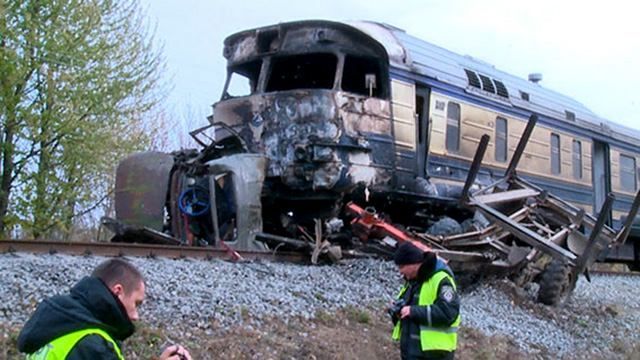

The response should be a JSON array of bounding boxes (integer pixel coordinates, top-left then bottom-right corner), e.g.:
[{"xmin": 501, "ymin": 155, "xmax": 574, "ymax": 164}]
[{"xmin": 0, "ymin": 239, "xmax": 306, "ymax": 262}]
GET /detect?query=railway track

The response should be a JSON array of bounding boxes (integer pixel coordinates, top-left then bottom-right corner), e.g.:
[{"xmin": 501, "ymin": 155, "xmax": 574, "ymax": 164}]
[
  {"xmin": 0, "ymin": 239, "xmax": 306, "ymax": 262},
  {"xmin": 2, "ymin": 239, "xmax": 638, "ymax": 278}
]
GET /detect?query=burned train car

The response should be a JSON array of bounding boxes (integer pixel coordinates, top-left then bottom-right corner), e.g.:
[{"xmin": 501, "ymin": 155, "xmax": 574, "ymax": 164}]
[{"xmin": 110, "ymin": 20, "xmax": 640, "ymax": 293}]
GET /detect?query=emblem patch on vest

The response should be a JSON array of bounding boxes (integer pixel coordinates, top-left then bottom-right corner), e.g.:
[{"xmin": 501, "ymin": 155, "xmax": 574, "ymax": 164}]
[{"xmin": 440, "ymin": 285, "xmax": 455, "ymax": 302}]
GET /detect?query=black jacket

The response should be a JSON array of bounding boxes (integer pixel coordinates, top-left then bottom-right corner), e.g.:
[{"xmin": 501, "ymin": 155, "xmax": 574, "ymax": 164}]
[
  {"xmin": 18, "ymin": 276, "xmax": 135, "ymax": 359},
  {"xmin": 397, "ymin": 254, "xmax": 460, "ymax": 360}
]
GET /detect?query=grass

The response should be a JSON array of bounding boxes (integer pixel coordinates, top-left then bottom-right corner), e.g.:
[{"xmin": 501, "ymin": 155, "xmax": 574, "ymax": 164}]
[
  {"xmin": 344, "ymin": 305, "xmax": 371, "ymax": 324},
  {"xmin": 315, "ymin": 309, "xmax": 335, "ymax": 324},
  {"xmin": 239, "ymin": 306, "xmax": 250, "ymax": 322}
]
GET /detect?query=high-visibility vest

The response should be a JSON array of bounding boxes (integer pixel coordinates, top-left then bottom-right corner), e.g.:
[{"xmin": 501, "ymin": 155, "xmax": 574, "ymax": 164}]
[
  {"xmin": 391, "ymin": 270, "xmax": 461, "ymax": 352},
  {"xmin": 26, "ymin": 328, "xmax": 124, "ymax": 360}
]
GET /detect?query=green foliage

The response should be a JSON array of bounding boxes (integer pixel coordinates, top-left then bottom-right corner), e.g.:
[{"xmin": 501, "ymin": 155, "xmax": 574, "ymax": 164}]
[
  {"xmin": 313, "ymin": 292, "xmax": 327, "ymax": 302},
  {"xmin": 0, "ymin": 0, "xmax": 167, "ymax": 238},
  {"xmin": 123, "ymin": 322, "xmax": 167, "ymax": 359},
  {"xmin": 345, "ymin": 305, "xmax": 371, "ymax": 324},
  {"xmin": 314, "ymin": 309, "xmax": 335, "ymax": 324},
  {"xmin": 240, "ymin": 306, "xmax": 251, "ymax": 321}
]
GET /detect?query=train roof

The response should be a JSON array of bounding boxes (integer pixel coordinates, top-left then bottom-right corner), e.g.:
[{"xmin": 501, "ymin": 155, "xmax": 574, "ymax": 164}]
[
  {"xmin": 345, "ymin": 21, "xmax": 640, "ymax": 146},
  {"xmin": 224, "ymin": 20, "xmax": 639, "ymax": 146}
]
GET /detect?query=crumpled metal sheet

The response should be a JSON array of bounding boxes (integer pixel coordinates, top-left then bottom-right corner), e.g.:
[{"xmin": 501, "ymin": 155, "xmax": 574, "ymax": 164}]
[
  {"xmin": 212, "ymin": 91, "xmax": 393, "ymax": 193},
  {"xmin": 115, "ymin": 151, "xmax": 174, "ymax": 230},
  {"xmin": 205, "ymin": 153, "xmax": 268, "ymax": 251}
]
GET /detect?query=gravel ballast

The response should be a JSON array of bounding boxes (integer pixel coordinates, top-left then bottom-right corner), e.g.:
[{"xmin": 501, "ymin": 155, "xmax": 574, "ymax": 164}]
[{"xmin": 1, "ymin": 253, "xmax": 638, "ymax": 358}]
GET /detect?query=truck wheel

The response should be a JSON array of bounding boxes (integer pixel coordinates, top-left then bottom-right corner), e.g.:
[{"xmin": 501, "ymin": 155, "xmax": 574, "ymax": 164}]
[{"xmin": 537, "ymin": 259, "xmax": 576, "ymax": 306}]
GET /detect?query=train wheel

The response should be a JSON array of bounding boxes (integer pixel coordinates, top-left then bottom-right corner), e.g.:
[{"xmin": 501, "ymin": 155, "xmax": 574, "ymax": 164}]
[{"xmin": 537, "ymin": 259, "xmax": 576, "ymax": 306}]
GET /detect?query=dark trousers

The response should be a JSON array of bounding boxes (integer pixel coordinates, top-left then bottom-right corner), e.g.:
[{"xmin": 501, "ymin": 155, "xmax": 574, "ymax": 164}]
[{"xmin": 401, "ymin": 350, "xmax": 454, "ymax": 360}]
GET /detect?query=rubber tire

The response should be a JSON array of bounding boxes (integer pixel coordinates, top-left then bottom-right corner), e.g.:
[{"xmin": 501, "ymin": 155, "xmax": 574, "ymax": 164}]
[
  {"xmin": 537, "ymin": 259, "xmax": 576, "ymax": 306},
  {"xmin": 428, "ymin": 216, "xmax": 462, "ymax": 236},
  {"xmin": 631, "ymin": 241, "xmax": 640, "ymax": 272}
]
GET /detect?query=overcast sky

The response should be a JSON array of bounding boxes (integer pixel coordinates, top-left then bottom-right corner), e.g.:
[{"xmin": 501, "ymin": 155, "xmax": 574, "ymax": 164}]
[{"xmin": 141, "ymin": 0, "xmax": 640, "ymax": 135}]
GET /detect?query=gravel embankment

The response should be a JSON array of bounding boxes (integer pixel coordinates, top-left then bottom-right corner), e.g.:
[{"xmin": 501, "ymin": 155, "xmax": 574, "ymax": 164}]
[
  {"xmin": 464, "ymin": 276, "xmax": 640, "ymax": 358},
  {"xmin": 1, "ymin": 253, "xmax": 639, "ymax": 358}
]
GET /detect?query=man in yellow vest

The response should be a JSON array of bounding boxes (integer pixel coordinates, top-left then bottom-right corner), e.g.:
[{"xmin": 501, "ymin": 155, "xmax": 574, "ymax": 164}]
[
  {"xmin": 390, "ymin": 242, "xmax": 461, "ymax": 359},
  {"xmin": 17, "ymin": 258, "xmax": 192, "ymax": 360}
]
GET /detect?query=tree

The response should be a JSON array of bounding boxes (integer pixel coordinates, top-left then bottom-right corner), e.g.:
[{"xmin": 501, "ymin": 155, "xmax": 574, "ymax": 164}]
[{"xmin": 0, "ymin": 0, "xmax": 166, "ymax": 238}]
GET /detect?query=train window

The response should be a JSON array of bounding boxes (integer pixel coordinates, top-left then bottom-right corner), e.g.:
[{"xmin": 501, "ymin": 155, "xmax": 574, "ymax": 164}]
[
  {"xmin": 478, "ymin": 74, "xmax": 495, "ymax": 94},
  {"xmin": 342, "ymin": 55, "xmax": 386, "ymax": 98},
  {"xmin": 572, "ymin": 140, "xmax": 582, "ymax": 179},
  {"xmin": 465, "ymin": 69, "xmax": 509, "ymax": 98},
  {"xmin": 495, "ymin": 117, "xmax": 508, "ymax": 162},
  {"xmin": 226, "ymin": 73, "xmax": 252, "ymax": 98},
  {"xmin": 620, "ymin": 154, "xmax": 637, "ymax": 191},
  {"xmin": 464, "ymin": 69, "xmax": 481, "ymax": 89},
  {"xmin": 494, "ymin": 81, "xmax": 509, "ymax": 98},
  {"xmin": 566, "ymin": 111, "xmax": 576, "ymax": 121},
  {"xmin": 266, "ymin": 53, "xmax": 337, "ymax": 92},
  {"xmin": 520, "ymin": 91, "xmax": 530, "ymax": 101},
  {"xmin": 550, "ymin": 133, "xmax": 561, "ymax": 175},
  {"xmin": 223, "ymin": 60, "xmax": 261, "ymax": 98},
  {"xmin": 446, "ymin": 102, "xmax": 461, "ymax": 152}
]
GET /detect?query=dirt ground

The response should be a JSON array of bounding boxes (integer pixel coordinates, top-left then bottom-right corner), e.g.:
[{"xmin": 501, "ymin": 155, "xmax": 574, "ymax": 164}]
[
  {"xmin": 2, "ymin": 306, "xmax": 532, "ymax": 360},
  {"xmin": 2, "ymin": 303, "xmax": 638, "ymax": 359}
]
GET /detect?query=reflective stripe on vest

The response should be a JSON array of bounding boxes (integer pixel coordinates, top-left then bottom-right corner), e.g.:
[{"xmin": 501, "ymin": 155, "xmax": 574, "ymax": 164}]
[
  {"xmin": 26, "ymin": 328, "xmax": 124, "ymax": 360},
  {"xmin": 391, "ymin": 270, "xmax": 461, "ymax": 352}
]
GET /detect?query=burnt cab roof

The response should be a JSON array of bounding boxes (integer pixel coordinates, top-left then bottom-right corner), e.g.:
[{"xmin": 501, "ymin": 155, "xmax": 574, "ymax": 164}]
[{"xmin": 223, "ymin": 20, "xmax": 388, "ymax": 65}]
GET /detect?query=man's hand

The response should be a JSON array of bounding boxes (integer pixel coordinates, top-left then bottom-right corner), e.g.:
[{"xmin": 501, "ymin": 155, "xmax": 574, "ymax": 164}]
[
  {"xmin": 400, "ymin": 305, "xmax": 411, "ymax": 319},
  {"xmin": 159, "ymin": 344, "xmax": 193, "ymax": 360}
]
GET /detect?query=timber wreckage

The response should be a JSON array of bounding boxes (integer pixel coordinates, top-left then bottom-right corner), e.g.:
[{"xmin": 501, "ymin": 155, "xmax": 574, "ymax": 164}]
[{"xmin": 104, "ymin": 20, "xmax": 640, "ymax": 305}]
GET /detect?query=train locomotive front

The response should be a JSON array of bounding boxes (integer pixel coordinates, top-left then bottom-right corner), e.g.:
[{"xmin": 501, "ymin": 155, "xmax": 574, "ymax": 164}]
[{"xmin": 211, "ymin": 21, "xmax": 397, "ymax": 227}]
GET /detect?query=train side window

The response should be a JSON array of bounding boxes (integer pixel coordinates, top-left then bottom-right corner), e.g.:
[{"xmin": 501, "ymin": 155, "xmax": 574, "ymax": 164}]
[
  {"xmin": 572, "ymin": 140, "xmax": 582, "ymax": 179},
  {"xmin": 223, "ymin": 60, "xmax": 262, "ymax": 98},
  {"xmin": 620, "ymin": 154, "xmax": 637, "ymax": 191},
  {"xmin": 226, "ymin": 72, "xmax": 252, "ymax": 98},
  {"xmin": 342, "ymin": 55, "xmax": 386, "ymax": 98},
  {"xmin": 495, "ymin": 117, "xmax": 508, "ymax": 162},
  {"xmin": 550, "ymin": 133, "xmax": 561, "ymax": 175},
  {"xmin": 446, "ymin": 102, "xmax": 460, "ymax": 152}
]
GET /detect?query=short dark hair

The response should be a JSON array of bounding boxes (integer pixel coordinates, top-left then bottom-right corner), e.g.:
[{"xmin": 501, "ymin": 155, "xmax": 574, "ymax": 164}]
[{"xmin": 92, "ymin": 258, "xmax": 144, "ymax": 293}]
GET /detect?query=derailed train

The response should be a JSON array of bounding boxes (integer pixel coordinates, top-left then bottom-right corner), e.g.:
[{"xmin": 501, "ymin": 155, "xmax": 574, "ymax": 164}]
[{"xmin": 110, "ymin": 20, "xmax": 640, "ymax": 303}]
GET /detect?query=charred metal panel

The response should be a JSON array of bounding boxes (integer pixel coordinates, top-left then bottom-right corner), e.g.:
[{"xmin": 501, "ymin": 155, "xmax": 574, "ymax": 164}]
[
  {"xmin": 338, "ymin": 93, "xmax": 394, "ymax": 189},
  {"xmin": 213, "ymin": 90, "xmax": 395, "ymax": 193},
  {"xmin": 206, "ymin": 154, "xmax": 268, "ymax": 251},
  {"xmin": 224, "ymin": 21, "xmax": 388, "ymax": 67},
  {"xmin": 115, "ymin": 152, "xmax": 174, "ymax": 230},
  {"xmin": 361, "ymin": 134, "xmax": 395, "ymax": 190},
  {"xmin": 338, "ymin": 95, "xmax": 392, "ymax": 136}
]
